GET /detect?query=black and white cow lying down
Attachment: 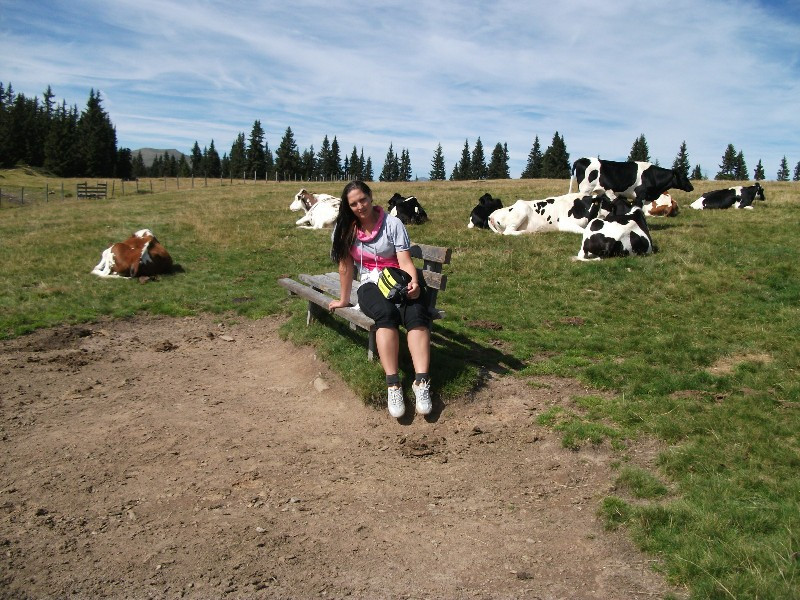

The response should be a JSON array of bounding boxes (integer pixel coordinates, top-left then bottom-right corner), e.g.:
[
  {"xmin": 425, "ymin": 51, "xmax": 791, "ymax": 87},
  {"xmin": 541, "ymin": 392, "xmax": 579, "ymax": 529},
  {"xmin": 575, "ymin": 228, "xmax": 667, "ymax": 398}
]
[
  {"xmin": 388, "ymin": 193, "xmax": 428, "ymax": 225},
  {"xmin": 468, "ymin": 193, "xmax": 504, "ymax": 229},
  {"xmin": 569, "ymin": 157, "xmax": 694, "ymax": 204},
  {"xmin": 690, "ymin": 183, "xmax": 765, "ymax": 210},
  {"xmin": 574, "ymin": 204, "xmax": 654, "ymax": 261},
  {"xmin": 488, "ymin": 192, "xmax": 613, "ymax": 235}
]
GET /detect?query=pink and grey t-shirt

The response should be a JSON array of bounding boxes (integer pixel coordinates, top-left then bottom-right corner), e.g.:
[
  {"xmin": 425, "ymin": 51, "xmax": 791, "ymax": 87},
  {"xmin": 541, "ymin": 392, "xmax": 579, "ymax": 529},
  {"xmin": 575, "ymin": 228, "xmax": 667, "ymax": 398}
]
[{"xmin": 349, "ymin": 206, "xmax": 410, "ymax": 279}]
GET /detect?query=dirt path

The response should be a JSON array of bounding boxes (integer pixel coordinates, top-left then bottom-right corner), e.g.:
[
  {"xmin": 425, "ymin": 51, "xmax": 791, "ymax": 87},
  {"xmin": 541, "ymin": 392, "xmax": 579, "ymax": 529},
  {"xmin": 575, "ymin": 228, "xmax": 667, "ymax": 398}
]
[{"xmin": 0, "ymin": 314, "xmax": 681, "ymax": 599}]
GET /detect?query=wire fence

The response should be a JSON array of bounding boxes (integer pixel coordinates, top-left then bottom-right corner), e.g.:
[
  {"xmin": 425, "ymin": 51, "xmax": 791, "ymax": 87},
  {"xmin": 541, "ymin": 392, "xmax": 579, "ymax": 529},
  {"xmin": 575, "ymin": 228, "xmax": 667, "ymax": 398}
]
[{"xmin": 0, "ymin": 173, "xmax": 355, "ymax": 208}]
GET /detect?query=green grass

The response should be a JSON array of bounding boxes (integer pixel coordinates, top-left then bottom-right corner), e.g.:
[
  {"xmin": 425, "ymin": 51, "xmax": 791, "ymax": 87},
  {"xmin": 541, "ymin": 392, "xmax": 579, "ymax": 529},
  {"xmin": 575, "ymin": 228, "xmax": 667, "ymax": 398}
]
[{"xmin": 1, "ymin": 169, "xmax": 799, "ymax": 598}]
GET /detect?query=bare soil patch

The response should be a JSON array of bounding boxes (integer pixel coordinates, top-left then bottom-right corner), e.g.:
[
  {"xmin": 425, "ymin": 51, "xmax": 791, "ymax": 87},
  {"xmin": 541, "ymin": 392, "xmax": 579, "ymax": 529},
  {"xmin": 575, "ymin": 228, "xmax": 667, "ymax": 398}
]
[{"xmin": 1, "ymin": 314, "xmax": 682, "ymax": 599}]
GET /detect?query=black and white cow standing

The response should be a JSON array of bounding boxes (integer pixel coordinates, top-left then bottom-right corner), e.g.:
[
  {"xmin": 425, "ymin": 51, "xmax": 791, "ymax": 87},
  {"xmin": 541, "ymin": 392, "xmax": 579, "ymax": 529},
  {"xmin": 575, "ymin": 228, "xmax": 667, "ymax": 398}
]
[
  {"xmin": 388, "ymin": 193, "xmax": 428, "ymax": 225},
  {"xmin": 690, "ymin": 183, "xmax": 765, "ymax": 210},
  {"xmin": 574, "ymin": 202, "xmax": 654, "ymax": 261},
  {"xmin": 569, "ymin": 157, "xmax": 694, "ymax": 205},
  {"xmin": 467, "ymin": 193, "xmax": 503, "ymax": 229}
]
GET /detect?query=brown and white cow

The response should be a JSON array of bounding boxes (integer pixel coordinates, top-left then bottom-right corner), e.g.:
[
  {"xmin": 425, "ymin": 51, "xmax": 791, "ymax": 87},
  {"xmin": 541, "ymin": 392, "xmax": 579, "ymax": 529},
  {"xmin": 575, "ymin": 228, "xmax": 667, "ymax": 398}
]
[
  {"xmin": 91, "ymin": 229, "xmax": 173, "ymax": 278},
  {"xmin": 642, "ymin": 193, "xmax": 679, "ymax": 217},
  {"xmin": 289, "ymin": 188, "xmax": 340, "ymax": 229}
]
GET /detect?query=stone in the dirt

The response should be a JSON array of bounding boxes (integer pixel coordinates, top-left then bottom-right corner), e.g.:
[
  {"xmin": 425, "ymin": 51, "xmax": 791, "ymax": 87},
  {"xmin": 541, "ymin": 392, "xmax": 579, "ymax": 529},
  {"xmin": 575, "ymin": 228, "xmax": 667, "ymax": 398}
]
[{"xmin": 313, "ymin": 377, "xmax": 329, "ymax": 392}]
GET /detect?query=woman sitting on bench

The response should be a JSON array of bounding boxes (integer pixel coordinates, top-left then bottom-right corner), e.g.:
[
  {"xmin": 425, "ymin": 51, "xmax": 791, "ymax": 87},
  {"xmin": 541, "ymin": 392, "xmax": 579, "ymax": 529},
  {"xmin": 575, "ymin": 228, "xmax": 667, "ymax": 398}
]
[{"xmin": 328, "ymin": 181, "xmax": 432, "ymax": 419}]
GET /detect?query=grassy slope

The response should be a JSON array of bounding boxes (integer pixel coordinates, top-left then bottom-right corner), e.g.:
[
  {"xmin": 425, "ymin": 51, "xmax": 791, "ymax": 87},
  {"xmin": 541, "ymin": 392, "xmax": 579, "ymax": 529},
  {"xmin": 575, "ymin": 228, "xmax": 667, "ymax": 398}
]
[{"xmin": 1, "ymin": 169, "xmax": 798, "ymax": 598}]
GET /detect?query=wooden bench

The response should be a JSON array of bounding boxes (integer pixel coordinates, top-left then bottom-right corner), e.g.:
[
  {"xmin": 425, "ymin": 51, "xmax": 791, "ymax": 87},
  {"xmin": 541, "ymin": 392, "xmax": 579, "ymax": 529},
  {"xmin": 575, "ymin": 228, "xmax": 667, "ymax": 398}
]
[
  {"xmin": 278, "ymin": 243, "xmax": 451, "ymax": 360},
  {"xmin": 77, "ymin": 182, "xmax": 108, "ymax": 199}
]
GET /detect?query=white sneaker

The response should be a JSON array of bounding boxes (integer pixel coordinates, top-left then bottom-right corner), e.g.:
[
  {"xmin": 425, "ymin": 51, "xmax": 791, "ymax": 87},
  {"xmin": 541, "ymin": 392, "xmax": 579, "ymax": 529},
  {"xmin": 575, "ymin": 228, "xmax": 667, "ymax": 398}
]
[
  {"xmin": 412, "ymin": 379, "xmax": 432, "ymax": 415},
  {"xmin": 387, "ymin": 386, "xmax": 405, "ymax": 418}
]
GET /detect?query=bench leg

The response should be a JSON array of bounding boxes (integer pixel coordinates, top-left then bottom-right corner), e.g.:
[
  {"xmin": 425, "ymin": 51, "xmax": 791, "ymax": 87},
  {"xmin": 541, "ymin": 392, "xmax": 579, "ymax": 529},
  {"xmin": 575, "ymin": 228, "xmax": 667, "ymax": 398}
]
[
  {"xmin": 367, "ymin": 327, "xmax": 377, "ymax": 361},
  {"xmin": 307, "ymin": 301, "xmax": 325, "ymax": 325}
]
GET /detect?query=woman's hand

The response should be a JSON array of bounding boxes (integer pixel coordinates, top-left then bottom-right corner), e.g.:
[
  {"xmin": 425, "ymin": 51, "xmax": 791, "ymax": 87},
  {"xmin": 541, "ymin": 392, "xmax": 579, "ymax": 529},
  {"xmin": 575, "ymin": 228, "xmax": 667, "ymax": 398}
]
[
  {"xmin": 406, "ymin": 280, "xmax": 421, "ymax": 300},
  {"xmin": 328, "ymin": 299, "xmax": 351, "ymax": 311}
]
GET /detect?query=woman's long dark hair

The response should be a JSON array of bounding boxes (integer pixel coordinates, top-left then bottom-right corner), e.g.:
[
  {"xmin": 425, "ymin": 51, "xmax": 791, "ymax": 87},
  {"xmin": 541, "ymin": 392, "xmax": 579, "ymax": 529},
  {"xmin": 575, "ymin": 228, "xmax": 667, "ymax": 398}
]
[{"xmin": 330, "ymin": 180, "xmax": 372, "ymax": 264}]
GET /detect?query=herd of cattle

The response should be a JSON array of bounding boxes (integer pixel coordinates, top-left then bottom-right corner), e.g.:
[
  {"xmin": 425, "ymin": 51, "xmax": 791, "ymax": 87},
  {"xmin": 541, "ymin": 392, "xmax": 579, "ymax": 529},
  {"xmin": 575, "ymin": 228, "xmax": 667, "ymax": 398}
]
[
  {"xmin": 283, "ymin": 157, "xmax": 767, "ymax": 262},
  {"xmin": 90, "ymin": 157, "xmax": 768, "ymax": 277}
]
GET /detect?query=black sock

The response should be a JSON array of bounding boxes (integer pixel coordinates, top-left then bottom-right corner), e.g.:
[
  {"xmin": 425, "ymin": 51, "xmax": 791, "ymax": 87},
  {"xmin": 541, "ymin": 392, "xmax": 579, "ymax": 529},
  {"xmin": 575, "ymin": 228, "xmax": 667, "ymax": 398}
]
[
  {"xmin": 415, "ymin": 373, "xmax": 430, "ymax": 384},
  {"xmin": 386, "ymin": 374, "xmax": 400, "ymax": 387}
]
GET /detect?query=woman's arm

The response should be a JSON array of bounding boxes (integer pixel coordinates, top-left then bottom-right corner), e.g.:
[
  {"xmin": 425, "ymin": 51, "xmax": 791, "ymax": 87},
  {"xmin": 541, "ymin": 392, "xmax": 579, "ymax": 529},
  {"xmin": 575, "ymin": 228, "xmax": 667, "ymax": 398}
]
[
  {"xmin": 328, "ymin": 256, "xmax": 355, "ymax": 310},
  {"xmin": 397, "ymin": 250, "xmax": 421, "ymax": 300}
]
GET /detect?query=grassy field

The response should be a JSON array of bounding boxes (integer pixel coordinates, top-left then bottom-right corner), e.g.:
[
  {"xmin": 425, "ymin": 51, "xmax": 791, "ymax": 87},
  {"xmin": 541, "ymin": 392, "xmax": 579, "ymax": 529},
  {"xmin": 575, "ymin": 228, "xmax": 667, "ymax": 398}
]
[{"xmin": 1, "ymin": 167, "xmax": 798, "ymax": 598}]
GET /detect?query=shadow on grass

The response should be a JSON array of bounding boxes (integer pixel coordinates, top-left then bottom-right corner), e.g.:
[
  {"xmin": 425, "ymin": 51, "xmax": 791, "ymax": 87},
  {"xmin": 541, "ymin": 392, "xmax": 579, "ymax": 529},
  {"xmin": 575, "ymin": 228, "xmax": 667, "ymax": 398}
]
[{"xmin": 309, "ymin": 310, "xmax": 526, "ymax": 396}]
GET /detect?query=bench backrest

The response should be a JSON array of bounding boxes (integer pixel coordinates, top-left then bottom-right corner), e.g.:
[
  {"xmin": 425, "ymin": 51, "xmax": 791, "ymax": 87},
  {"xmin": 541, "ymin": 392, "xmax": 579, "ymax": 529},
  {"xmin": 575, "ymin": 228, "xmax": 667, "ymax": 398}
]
[{"xmin": 409, "ymin": 243, "xmax": 450, "ymax": 309}]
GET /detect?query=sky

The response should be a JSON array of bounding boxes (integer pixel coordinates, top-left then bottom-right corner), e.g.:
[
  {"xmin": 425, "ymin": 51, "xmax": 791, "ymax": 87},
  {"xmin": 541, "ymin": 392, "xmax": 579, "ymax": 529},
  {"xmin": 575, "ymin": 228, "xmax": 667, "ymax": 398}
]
[{"xmin": 2, "ymin": 0, "xmax": 799, "ymax": 180}]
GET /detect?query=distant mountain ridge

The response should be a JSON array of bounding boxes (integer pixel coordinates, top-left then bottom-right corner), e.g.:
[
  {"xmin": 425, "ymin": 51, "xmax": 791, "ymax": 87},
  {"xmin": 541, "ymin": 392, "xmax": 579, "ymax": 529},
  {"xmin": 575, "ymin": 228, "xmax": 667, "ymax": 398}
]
[{"xmin": 133, "ymin": 148, "xmax": 186, "ymax": 167}]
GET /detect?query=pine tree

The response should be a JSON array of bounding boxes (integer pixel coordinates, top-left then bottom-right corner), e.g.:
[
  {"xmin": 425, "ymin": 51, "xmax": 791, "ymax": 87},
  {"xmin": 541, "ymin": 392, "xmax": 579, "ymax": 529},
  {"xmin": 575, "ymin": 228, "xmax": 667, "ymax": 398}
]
[
  {"xmin": 317, "ymin": 135, "xmax": 332, "ymax": 179},
  {"xmin": 429, "ymin": 143, "xmax": 446, "ymax": 180},
  {"xmin": 793, "ymin": 161, "xmax": 800, "ymax": 181},
  {"xmin": 777, "ymin": 156, "xmax": 790, "ymax": 181},
  {"xmin": 715, "ymin": 144, "xmax": 738, "ymax": 180},
  {"xmin": 672, "ymin": 141, "xmax": 690, "ymax": 180},
  {"xmin": 190, "ymin": 141, "xmax": 203, "ymax": 175},
  {"xmin": 115, "ymin": 148, "xmax": 132, "ymax": 180},
  {"xmin": 734, "ymin": 151, "xmax": 748, "ymax": 180},
  {"xmin": 541, "ymin": 131, "xmax": 571, "ymax": 178},
  {"xmin": 329, "ymin": 136, "xmax": 342, "ymax": 179},
  {"xmin": 229, "ymin": 133, "xmax": 246, "ymax": 179},
  {"xmin": 275, "ymin": 126, "xmax": 301, "ymax": 180},
  {"xmin": 300, "ymin": 145, "xmax": 316, "ymax": 180},
  {"xmin": 487, "ymin": 142, "xmax": 510, "ymax": 179},
  {"xmin": 206, "ymin": 140, "xmax": 221, "ymax": 178},
  {"xmin": 364, "ymin": 157, "xmax": 374, "ymax": 181},
  {"xmin": 77, "ymin": 89, "xmax": 117, "ymax": 177},
  {"xmin": 754, "ymin": 159, "xmax": 765, "ymax": 181},
  {"xmin": 220, "ymin": 153, "xmax": 229, "ymax": 179},
  {"xmin": 690, "ymin": 164, "xmax": 704, "ymax": 180},
  {"xmin": 349, "ymin": 146, "xmax": 361, "ymax": 180},
  {"xmin": 470, "ymin": 137, "xmax": 487, "ymax": 179},
  {"xmin": 399, "ymin": 148, "xmax": 412, "ymax": 181},
  {"xmin": 246, "ymin": 120, "xmax": 266, "ymax": 178},
  {"xmin": 628, "ymin": 134, "xmax": 650, "ymax": 162},
  {"xmin": 166, "ymin": 151, "xmax": 178, "ymax": 177},
  {"xmin": 264, "ymin": 141, "xmax": 275, "ymax": 179},
  {"xmin": 379, "ymin": 143, "xmax": 400, "ymax": 182},
  {"xmin": 520, "ymin": 136, "xmax": 543, "ymax": 178},
  {"xmin": 43, "ymin": 100, "xmax": 80, "ymax": 176},
  {"xmin": 178, "ymin": 154, "xmax": 191, "ymax": 177},
  {"xmin": 131, "ymin": 150, "xmax": 147, "ymax": 179},
  {"xmin": 452, "ymin": 140, "xmax": 471, "ymax": 180}
]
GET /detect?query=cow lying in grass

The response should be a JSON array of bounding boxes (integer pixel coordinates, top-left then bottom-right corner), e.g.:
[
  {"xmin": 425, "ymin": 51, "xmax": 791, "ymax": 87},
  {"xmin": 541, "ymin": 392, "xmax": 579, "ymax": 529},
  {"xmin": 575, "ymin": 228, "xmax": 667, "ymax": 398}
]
[
  {"xmin": 574, "ymin": 205, "xmax": 654, "ymax": 261},
  {"xmin": 290, "ymin": 188, "xmax": 340, "ymax": 228},
  {"xmin": 487, "ymin": 192, "xmax": 612, "ymax": 235},
  {"xmin": 91, "ymin": 229, "xmax": 174, "ymax": 278},
  {"xmin": 690, "ymin": 183, "xmax": 765, "ymax": 210},
  {"xmin": 468, "ymin": 193, "xmax": 503, "ymax": 229}
]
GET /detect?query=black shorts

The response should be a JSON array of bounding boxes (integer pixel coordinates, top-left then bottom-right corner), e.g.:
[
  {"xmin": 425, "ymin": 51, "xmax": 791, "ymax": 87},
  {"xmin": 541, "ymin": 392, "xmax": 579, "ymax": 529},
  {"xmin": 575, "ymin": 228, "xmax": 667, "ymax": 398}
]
[{"xmin": 357, "ymin": 282, "xmax": 431, "ymax": 330}]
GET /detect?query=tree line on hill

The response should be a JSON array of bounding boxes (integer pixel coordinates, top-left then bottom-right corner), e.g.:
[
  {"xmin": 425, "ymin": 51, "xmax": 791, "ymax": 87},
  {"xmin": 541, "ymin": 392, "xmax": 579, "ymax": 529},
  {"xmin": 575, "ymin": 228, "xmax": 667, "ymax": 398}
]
[{"xmin": 2, "ymin": 83, "xmax": 799, "ymax": 182}]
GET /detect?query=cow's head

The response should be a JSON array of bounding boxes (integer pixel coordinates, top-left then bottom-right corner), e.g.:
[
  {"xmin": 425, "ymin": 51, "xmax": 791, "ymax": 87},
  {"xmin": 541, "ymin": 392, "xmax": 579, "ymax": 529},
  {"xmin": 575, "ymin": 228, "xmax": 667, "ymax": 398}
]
[
  {"xmin": 388, "ymin": 193, "xmax": 406, "ymax": 209},
  {"xmin": 290, "ymin": 189, "xmax": 315, "ymax": 211},
  {"xmin": 673, "ymin": 170, "xmax": 694, "ymax": 193},
  {"xmin": 754, "ymin": 183, "xmax": 766, "ymax": 201}
]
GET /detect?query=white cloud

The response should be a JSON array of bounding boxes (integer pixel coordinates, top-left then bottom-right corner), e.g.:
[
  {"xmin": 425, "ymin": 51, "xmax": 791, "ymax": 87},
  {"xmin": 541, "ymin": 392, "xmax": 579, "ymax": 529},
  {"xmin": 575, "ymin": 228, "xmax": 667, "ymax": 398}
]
[{"xmin": 2, "ymin": 0, "xmax": 798, "ymax": 179}]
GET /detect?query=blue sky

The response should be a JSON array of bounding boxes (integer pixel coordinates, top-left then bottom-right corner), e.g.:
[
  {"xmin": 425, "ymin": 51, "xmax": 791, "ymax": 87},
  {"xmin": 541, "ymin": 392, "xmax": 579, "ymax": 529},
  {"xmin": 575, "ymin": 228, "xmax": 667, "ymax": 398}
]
[{"xmin": 2, "ymin": 0, "xmax": 798, "ymax": 180}]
